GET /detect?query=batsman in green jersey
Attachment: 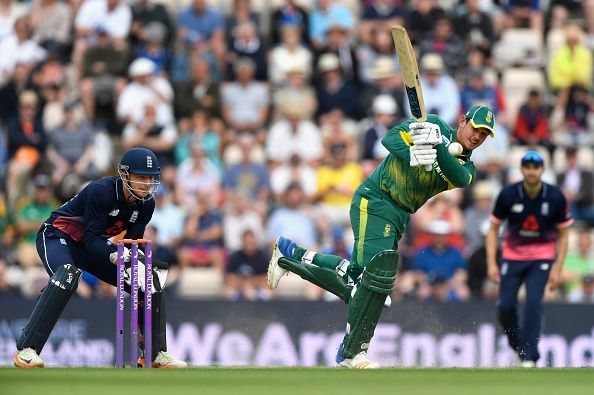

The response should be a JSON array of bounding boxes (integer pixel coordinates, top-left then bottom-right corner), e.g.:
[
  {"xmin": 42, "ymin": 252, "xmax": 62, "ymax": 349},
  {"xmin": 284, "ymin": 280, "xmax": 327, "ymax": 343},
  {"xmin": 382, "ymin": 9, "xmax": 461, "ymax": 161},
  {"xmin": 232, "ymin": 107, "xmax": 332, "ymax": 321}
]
[{"xmin": 267, "ymin": 105, "xmax": 495, "ymax": 368}]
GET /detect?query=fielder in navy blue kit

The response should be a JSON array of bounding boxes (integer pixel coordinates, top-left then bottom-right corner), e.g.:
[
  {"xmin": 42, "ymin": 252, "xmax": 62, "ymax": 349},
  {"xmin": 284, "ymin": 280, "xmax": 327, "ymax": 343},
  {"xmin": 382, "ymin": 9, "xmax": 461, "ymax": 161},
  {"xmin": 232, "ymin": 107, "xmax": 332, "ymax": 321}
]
[
  {"xmin": 14, "ymin": 147, "xmax": 187, "ymax": 368},
  {"xmin": 486, "ymin": 151, "xmax": 573, "ymax": 367}
]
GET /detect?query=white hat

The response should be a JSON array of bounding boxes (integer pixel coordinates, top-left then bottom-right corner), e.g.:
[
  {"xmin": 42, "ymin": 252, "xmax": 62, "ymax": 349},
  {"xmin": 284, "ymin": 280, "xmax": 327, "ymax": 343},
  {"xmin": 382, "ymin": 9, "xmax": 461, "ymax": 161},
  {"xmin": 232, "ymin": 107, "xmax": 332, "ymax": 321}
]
[
  {"xmin": 421, "ymin": 53, "xmax": 444, "ymax": 73},
  {"xmin": 425, "ymin": 219, "xmax": 452, "ymax": 235},
  {"xmin": 318, "ymin": 53, "xmax": 340, "ymax": 72},
  {"xmin": 372, "ymin": 95, "xmax": 397, "ymax": 115},
  {"xmin": 371, "ymin": 57, "xmax": 397, "ymax": 79},
  {"xmin": 129, "ymin": 58, "xmax": 156, "ymax": 78}
]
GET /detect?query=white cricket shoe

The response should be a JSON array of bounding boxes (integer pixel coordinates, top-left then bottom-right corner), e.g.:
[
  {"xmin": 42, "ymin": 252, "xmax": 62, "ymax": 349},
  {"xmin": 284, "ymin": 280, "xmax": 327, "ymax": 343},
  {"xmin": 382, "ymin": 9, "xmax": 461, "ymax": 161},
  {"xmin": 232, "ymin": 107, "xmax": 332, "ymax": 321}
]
[
  {"xmin": 139, "ymin": 351, "xmax": 187, "ymax": 368},
  {"xmin": 520, "ymin": 360, "xmax": 536, "ymax": 368},
  {"xmin": 14, "ymin": 347, "xmax": 44, "ymax": 368},
  {"xmin": 338, "ymin": 351, "xmax": 380, "ymax": 369},
  {"xmin": 267, "ymin": 236, "xmax": 293, "ymax": 289}
]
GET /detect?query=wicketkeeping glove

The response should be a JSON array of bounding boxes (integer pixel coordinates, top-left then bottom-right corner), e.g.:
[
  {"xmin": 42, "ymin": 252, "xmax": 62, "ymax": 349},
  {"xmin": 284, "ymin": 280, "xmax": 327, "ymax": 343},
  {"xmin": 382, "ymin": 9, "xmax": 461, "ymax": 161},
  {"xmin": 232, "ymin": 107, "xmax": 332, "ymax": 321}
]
[
  {"xmin": 410, "ymin": 144, "xmax": 437, "ymax": 167},
  {"xmin": 409, "ymin": 122, "xmax": 442, "ymax": 146}
]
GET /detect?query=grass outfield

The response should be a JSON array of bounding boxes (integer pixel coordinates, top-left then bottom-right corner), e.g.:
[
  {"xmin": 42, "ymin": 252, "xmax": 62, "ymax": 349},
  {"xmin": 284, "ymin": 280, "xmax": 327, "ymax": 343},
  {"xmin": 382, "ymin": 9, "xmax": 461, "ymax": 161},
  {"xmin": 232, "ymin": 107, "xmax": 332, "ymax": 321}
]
[{"xmin": 2, "ymin": 368, "xmax": 594, "ymax": 395}]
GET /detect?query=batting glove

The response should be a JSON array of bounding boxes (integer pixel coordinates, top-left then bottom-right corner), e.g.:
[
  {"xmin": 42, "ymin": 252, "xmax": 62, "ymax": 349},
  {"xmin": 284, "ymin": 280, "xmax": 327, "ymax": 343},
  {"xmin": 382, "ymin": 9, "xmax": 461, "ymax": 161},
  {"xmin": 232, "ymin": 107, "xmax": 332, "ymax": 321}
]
[
  {"xmin": 409, "ymin": 122, "xmax": 442, "ymax": 146},
  {"xmin": 410, "ymin": 144, "xmax": 437, "ymax": 167}
]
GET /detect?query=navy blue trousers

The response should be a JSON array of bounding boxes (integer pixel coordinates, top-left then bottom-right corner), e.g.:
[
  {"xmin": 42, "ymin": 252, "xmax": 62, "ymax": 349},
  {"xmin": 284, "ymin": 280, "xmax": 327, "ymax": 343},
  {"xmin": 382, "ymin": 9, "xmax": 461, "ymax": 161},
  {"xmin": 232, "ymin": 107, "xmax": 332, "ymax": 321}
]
[
  {"xmin": 497, "ymin": 259, "xmax": 552, "ymax": 362},
  {"xmin": 36, "ymin": 224, "xmax": 118, "ymax": 286}
]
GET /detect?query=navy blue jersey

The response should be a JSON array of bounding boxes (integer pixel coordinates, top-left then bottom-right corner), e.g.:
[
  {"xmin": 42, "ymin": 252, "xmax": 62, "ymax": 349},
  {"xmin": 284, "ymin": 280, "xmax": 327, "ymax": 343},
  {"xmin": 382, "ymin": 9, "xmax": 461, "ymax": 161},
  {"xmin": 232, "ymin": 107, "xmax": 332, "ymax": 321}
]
[
  {"xmin": 491, "ymin": 182, "xmax": 573, "ymax": 261},
  {"xmin": 46, "ymin": 176, "xmax": 155, "ymax": 261}
]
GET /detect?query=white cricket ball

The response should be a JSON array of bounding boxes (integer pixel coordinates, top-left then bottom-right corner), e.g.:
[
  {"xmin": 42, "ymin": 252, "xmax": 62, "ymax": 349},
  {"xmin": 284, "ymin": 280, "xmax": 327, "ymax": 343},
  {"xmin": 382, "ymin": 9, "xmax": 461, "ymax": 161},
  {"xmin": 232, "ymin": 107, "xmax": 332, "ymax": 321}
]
[{"xmin": 448, "ymin": 142, "xmax": 463, "ymax": 157}]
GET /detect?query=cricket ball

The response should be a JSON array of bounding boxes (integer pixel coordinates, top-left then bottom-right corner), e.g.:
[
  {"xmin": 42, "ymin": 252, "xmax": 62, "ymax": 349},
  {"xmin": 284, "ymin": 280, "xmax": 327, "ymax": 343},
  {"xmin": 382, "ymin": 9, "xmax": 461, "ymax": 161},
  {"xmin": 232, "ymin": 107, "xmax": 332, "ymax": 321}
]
[{"xmin": 448, "ymin": 142, "xmax": 463, "ymax": 157}]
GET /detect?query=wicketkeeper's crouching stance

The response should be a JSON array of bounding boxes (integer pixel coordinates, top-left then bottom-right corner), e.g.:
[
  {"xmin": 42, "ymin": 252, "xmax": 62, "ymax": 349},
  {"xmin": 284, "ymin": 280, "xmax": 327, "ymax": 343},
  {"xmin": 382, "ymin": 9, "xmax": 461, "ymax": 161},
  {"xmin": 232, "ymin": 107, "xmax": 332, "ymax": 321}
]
[
  {"xmin": 268, "ymin": 106, "xmax": 496, "ymax": 368},
  {"xmin": 14, "ymin": 148, "xmax": 186, "ymax": 368}
]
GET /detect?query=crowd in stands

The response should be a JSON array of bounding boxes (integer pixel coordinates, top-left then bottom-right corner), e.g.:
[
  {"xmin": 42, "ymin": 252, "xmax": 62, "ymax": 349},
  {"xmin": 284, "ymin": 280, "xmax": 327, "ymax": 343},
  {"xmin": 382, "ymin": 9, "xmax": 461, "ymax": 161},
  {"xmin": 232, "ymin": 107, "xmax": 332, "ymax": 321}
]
[{"xmin": 0, "ymin": 0, "xmax": 593, "ymax": 303}]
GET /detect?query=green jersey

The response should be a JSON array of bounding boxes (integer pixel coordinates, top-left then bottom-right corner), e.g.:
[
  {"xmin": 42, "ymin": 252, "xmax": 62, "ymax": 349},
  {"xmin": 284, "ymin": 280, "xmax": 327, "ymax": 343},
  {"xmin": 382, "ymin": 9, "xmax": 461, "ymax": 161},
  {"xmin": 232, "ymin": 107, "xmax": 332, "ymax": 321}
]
[{"xmin": 365, "ymin": 114, "xmax": 477, "ymax": 213}]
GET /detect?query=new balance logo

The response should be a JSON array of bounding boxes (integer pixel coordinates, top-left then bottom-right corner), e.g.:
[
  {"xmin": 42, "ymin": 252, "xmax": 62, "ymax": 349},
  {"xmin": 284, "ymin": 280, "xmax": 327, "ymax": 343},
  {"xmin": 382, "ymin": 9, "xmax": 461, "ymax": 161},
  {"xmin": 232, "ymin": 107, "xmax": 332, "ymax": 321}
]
[{"xmin": 109, "ymin": 209, "xmax": 120, "ymax": 216}]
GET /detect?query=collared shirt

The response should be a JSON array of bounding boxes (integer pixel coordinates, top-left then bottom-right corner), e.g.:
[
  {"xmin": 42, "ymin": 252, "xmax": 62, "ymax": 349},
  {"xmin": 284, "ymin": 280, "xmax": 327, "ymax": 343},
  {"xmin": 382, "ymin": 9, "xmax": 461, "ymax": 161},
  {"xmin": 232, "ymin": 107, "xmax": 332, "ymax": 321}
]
[
  {"xmin": 47, "ymin": 176, "xmax": 155, "ymax": 260},
  {"xmin": 491, "ymin": 182, "xmax": 573, "ymax": 261}
]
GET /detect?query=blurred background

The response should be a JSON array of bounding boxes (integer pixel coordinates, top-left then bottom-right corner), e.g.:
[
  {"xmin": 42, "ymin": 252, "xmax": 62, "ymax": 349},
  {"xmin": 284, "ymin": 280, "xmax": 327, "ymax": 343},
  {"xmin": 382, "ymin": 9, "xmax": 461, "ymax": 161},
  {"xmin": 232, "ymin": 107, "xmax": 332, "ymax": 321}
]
[{"xmin": 0, "ymin": 0, "xmax": 593, "ymax": 367}]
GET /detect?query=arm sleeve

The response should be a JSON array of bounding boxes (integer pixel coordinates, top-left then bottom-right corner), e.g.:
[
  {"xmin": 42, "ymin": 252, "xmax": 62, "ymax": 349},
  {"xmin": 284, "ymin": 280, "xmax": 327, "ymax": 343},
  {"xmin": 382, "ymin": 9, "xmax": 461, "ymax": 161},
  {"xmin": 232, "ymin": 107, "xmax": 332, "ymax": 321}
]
[
  {"xmin": 83, "ymin": 185, "xmax": 117, "ymax": 261},
  {"xmin": 380, "ymin": 119, "xmax": 415, "ymax": 162},
  {"xmin": 434, "ymin": 144, "xmax": 476, "ymax": 188},
  {"xmin": 491, "ymin": 190, "xmax": 508, "ymax": 223},
  {"xmin": 553, "ymin": 191, "xmax": 574, "ymax": 227}
]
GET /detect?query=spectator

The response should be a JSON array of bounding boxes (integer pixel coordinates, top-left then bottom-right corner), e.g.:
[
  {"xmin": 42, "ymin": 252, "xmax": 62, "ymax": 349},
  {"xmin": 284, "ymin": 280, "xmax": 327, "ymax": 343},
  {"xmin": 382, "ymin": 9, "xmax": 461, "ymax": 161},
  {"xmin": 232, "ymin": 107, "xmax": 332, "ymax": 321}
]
[
  {"xmin": 460, "ymin": 68, "xmax": 505, "ymax": 119},
  {"xmin": 561, "ymin": 227, "xmax": 594, "ymax": 296},
  {"xmin": 506, "ymin": 0, "xmax": 543, "ymax": 33},
  {"xmin": 266, "ymin": 99, "xmax": 323, "ymax": 167},
  {"xmin": 15, "ymin": 174, "xmax": 58, "ymax": 269},
  {"xmin": 453, "ymin": 0, "xmax": 496, "ymax": 57},
  {"xmin": 320, "ymin": 108, "xmax": 358, "ymax": 161},
  {"xmin": 406, "ymin": 0, "xmax": 445, "ymax": 44},
  {"xmin": 568, "ymin": 274, "xmax": 594, "ymax": 303},
  {"xmin": 315, "ymin": 53, "xmax": 361, "ymax": 120},
  {"xmin": 225, "ymin": 0, "xmax": 260, "ymax": 44},
  {"xmin": 175, "ymin": 107, "xmax": 223, "ymax": 174},
  {"xmin": 404, "ymin": 53, "xmax": 460, "ymax": 126},
  {"xmin": 30, "ymin": 0, "xmax": 72, "ymax": 61},
  {"xmin": 224, "ymin": 229, "xmax": 270, "ymax": 301},
  {"xmin": 0, "ymin": 0, "xmax": 26, "ymax": 41},
  {"xmin": 362, "ymin": 95, "xmax": 397, "ymax": 162},
  {"xmin": 309, "ymin": 0, "xmax": 353, "ymax": 49},
  {"xmin": 46, "ymin": 100, "xmax": 96, "ymax": 186},
  {"xmin": 270, "ymin": 0, "xmax": 309, "ymax": 46},
  {"xmin": 223, "ymin": 133, "xmax": 270, "ymax": 216},
  {"xmin": 548, "ymin": 25, "xmax": 592, "ymax": 107},
  {"xmin": 122, "ymin": 103, "xmax": 177, "ymax": 167},
  {"xmin": 117, "ymin": 58, "xmax": 175, "ymax": 128},
  {"xmin": 357, "ymin": 28, "xmax": 397, "ymax": 86},
  {"xmin": 176, "ymin": 0, "xmax": 225, "ymax": 66},
  {"xmin": 173, "ymin": 55, "xmax": 221, "ymax": 123},
  {"xmin": 314, "ymin": 23, "xmax": 359, "ymax": 85},
  {"xmin": 314, "ymin": 142, "xmax": 363, "ymax": 227},
  {"xmin": 270, "ymin": 154, "xmax": 317, "ymax": 203},
  {"xmin": 220, "ymin": 58, "xmax": 270, "ymax": 137},
  {"xmin": 0, "ymin": 60, "xmax": 36, "ymax": 125},
  {"xmin": 272, "ymin": 61, "xmax": 317, "ymax": 120},
  {"xmin": 360, "ymin": 57, "xmax": 404, "ymax": 119},
  {"xmin": 269, "ymin": 25, "xmax": 312, "ymax": 85},
  {"xmin": 226, "ymin": 21, "xmax": 268, "ymax": 82},
  {"xmin": 512, "ymin": 89, "xmax": 552, "ymax": 149},
  {"xmin": 79, "ymin": 27, "xmax": 129, "ymax": 121},
  {"xmin": 72, "ymin": 0, "xmax": 132, "ymax": 74},
  {"xmin": 6, "ymin": 90, "xmax": 46, "ymax": 206},
  {"xmin": 413, "ymin": 220, "xmax": 470, "ymax": 301},
  {"xmin": 0, "ymin": 16, "xmax": 46, "ymax": 85},
  {"xmin": 223, "ymin": 191, "xmax": 264, "ymax": 252},
  {"xmin": 266, "ymin": 182, "xmax": 318, "ymax": 249},
  {"xmin": 148, "ymin": 186, "xmax": 187, "ymax": 265},
  {"xmin": 418, "ymin": 17, "xmax": 466, "ymax": 78},
  {"xmin": 564, "ymin": 85, "xmax": 593, "ymax": 145},
  {"xmin": 135, "ymin": 21, "xmax": 170, "ymax": 75},
  {"xmin": 463, "ymin": 181, "xmax": 495, "ymax": 257},
  {"xmin": 178, "ymin": 189, "xmax": 225, "ymax": 270},
  {"xmin": 175, "ymin": 140, "xmax": 221, "ymax": 210},
  {"xmin": 557, "ymin": 147, "xmax": 594, "ymax": 227},
  {"xmin": 359, "ymin": 0, "xmax": 405, "ymax": 45},
  {"xmin": 130, "ymin": 0, "xmax": 174, "ymax": 50}
]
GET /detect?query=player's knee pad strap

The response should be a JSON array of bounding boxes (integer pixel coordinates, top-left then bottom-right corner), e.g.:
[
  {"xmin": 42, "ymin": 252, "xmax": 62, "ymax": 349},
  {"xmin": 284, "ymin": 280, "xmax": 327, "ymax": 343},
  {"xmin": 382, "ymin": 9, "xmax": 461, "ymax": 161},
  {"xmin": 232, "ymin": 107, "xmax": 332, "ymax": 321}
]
[
  {"xmin": 17, "ymin": 264, "xmax": 82, "ymax": 354},
  {"xmin": 342, "ymin": 250, "xmax": 398, "ymax": 358}
]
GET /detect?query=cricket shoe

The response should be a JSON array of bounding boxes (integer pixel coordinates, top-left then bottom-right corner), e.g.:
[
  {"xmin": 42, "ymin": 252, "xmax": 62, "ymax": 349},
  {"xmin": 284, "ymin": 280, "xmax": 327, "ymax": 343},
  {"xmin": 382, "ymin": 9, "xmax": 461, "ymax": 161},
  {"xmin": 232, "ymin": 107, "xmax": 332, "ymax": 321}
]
[
  {"xmin": 519, "ymin": 360, "xmax": 536, "ymax": 368},
  {"xmin": 13, "ymin": 348, "xmax": 44, "ymax": 368},
  {"xmin": 138, "ymin": 351, "xmax": 188, "ymax": 368},
  {"xmin": 335, "ymin": 341, "xmax": 380, "ymax": 369},
  {"xmin": 267, "ymin": 236, "xmax": 296, "ymax": 289}
]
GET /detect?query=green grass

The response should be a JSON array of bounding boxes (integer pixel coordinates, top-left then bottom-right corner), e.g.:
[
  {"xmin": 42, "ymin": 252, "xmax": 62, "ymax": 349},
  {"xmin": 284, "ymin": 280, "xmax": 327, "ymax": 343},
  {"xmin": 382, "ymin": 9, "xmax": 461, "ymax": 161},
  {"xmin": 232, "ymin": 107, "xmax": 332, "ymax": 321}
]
[{"xmin": 2, "ymin": 368, "xmax": 594, "ymax": 395}]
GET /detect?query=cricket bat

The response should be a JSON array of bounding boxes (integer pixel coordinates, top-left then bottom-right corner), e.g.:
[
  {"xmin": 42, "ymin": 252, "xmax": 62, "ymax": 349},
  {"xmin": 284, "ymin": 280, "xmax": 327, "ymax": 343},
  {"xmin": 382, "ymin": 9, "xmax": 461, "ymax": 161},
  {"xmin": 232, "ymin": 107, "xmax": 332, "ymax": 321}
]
[{"xmin": 390, "ymin": 25, "xmax": 431, "ymax": 171}]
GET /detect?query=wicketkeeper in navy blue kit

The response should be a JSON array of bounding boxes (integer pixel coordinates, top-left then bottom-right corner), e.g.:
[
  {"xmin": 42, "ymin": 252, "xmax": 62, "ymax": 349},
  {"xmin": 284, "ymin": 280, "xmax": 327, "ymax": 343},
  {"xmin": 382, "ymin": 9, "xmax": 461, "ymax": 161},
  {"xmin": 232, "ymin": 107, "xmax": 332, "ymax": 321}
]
[
  {"xmin": 14, "ymin": 147, "xmax": 187, "ymax": 368},
  {"xmin": 486, "ymin": 151, "xmax": 573, "ymax": 367}
]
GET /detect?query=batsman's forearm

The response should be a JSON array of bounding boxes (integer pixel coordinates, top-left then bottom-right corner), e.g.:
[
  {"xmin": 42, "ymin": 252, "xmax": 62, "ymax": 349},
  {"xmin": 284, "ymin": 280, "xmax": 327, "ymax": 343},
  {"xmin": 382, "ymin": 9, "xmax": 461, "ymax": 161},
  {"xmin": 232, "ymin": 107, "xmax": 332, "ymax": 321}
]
[
  {"xmin": 85, "ymin": 236, "xmax": 116, "ymax": 263},
  {"xmin": 435, "ymin": 144, "xmax": 472, "ymax": 188}
]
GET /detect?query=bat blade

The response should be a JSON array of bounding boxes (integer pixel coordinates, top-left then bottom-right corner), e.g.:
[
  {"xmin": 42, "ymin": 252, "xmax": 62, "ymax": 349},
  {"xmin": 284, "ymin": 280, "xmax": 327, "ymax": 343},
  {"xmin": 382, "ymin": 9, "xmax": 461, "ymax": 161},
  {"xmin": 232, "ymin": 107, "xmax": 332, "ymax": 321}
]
[{"xmin": 390, "ymin": 25, "xmax": 430, "ymax": 170}]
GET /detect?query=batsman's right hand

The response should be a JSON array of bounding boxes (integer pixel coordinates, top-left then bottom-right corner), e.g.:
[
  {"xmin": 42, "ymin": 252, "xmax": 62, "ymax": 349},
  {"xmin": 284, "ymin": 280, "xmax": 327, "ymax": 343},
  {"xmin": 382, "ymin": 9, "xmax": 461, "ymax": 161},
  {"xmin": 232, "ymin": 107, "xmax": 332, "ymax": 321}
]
[{"xmin": 410, "ymin": 144, "xmax": 437, "ymax": 167}]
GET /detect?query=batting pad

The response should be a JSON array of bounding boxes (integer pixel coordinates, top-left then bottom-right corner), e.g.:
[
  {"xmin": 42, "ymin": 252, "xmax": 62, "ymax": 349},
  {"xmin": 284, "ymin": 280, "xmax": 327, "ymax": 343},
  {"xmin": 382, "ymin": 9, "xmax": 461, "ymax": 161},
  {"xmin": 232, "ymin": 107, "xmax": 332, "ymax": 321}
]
[
  {"xmin": 342, "ymin": 250, "xmax": 398, "ymax": 358},
  {"xmin": 278, "ymin": 257, "xmax": 352, "ymax": 303},
  {"xmin": 17, "ymin": 264, "xmax": 82, "ymax": 354}
]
